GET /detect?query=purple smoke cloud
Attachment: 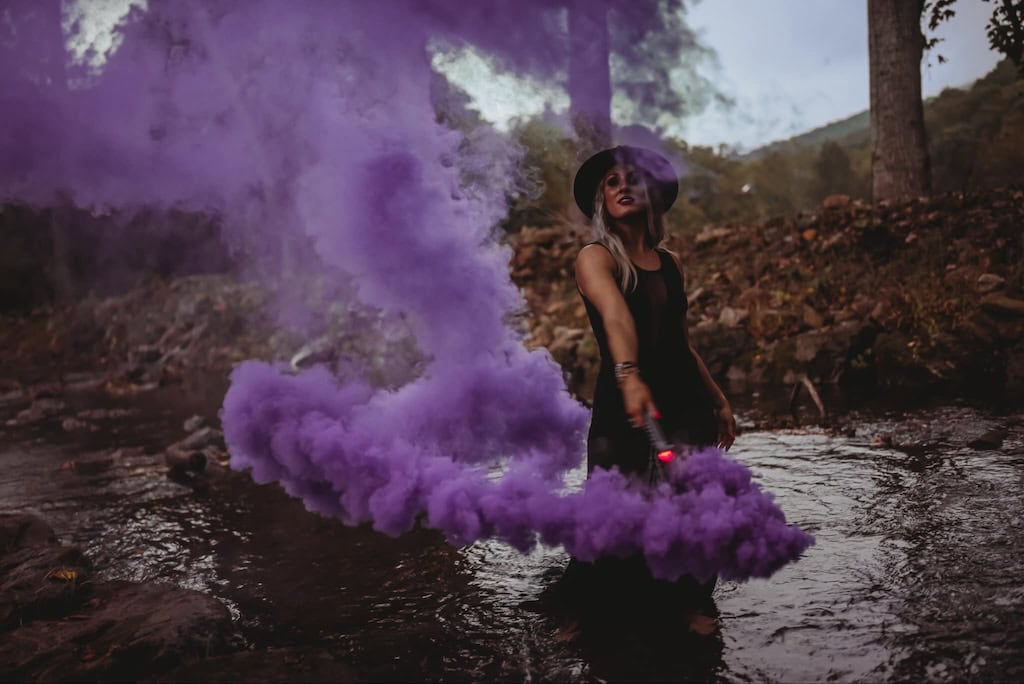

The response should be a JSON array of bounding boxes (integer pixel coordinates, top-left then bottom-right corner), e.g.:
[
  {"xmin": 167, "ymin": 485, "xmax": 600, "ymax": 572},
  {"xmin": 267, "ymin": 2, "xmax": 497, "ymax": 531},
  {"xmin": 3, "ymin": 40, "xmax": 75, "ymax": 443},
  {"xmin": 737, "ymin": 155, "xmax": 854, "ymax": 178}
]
[
  {"xmin": 222, "ymin": 361, "xmax": 812, "ymax": 582},
  {"xmin": 2, "ymin": 0, "xmax": 812, "ymax": 580}
]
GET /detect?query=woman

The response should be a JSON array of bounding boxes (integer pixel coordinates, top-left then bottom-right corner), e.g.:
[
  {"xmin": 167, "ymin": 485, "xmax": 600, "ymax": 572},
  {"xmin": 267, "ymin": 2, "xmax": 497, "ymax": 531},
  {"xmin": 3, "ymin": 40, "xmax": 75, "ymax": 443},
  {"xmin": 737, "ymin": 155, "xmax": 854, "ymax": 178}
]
[
  {"xmin": 562, "ymin": 145, "xmax": 736, "ymax": 624},
  {"xmin": 574, "ymin": 145, "xmax": 736, "ymax": 477}
]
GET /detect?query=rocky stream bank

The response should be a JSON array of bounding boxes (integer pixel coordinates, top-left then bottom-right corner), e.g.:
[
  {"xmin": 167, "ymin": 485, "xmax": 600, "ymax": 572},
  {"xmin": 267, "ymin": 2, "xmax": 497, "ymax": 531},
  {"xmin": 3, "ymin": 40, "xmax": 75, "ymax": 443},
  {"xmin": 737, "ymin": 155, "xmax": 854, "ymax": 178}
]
[
  {"xmin": 514, "ymin": 187, "xmax": 1024, "ymax": 411},
  {"xmin": 0, "ymin": 186, "xmax": 1021, "ymax": 681}
]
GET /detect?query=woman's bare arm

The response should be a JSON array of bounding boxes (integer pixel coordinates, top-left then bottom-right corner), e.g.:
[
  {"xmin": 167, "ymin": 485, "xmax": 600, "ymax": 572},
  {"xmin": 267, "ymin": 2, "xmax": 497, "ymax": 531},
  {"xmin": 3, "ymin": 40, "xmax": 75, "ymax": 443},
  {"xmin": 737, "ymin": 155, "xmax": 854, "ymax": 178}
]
[{"xmin": 575, "ymin": 244, "xmax": 659, "ymax": 427}]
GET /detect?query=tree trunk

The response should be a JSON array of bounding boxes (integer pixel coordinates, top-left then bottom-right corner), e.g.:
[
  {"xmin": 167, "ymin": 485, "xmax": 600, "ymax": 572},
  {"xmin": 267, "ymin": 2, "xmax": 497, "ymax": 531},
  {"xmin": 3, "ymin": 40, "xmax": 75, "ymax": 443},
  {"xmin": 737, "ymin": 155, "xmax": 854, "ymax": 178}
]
[
  {"xmin": 868, "ymin": 0, "xmax": 932, "ymax": 201},
  {"xmin": 568, "ymin": 0, "xmax": 612, "ymax": 155},
  {"xmin": 38, "ymin": 0, "xmax": 76, "ymax": 304},
  {"xmin": 49, "ymin": 203, "xmax": 75, "ymax": 305}
]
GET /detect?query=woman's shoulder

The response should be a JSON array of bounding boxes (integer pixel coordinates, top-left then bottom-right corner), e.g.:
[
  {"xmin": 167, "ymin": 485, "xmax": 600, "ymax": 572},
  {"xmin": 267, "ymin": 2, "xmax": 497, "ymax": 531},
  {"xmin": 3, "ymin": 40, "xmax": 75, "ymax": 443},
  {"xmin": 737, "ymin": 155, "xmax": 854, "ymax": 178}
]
[
  {"xmin": 656, "ymin": 246, "xmax": 684, "ymax": 270},
  {"xmin": 575, "ymin": 242, "xmax": 618, "ymax": 285},
  {"xmin": 657, "ymin": 247, "xmax": 686, "ymax": 284},
  {"xmin": 576, "ymin": 241, "xmax": 614, "ymax": 265}
]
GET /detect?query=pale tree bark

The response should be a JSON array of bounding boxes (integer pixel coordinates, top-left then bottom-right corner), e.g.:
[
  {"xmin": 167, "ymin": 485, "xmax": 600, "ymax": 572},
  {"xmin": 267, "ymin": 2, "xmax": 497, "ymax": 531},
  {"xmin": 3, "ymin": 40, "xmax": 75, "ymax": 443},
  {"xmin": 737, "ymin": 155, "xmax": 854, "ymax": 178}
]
[
  {"xmin": 868, "ymin": 0, "xmax": 932, "ymax": 201},
  {"xmin": 568, "ymin": 0, "xmax": 612, "ymax": 156}
]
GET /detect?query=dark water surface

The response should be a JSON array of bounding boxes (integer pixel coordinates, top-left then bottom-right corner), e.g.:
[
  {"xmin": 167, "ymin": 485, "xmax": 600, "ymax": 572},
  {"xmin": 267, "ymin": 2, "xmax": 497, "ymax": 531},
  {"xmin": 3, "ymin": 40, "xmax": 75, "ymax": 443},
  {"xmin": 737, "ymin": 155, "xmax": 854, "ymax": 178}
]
[{"xmin": 2, "ymin": 381, "xmax": 1022, "ymax": 682}]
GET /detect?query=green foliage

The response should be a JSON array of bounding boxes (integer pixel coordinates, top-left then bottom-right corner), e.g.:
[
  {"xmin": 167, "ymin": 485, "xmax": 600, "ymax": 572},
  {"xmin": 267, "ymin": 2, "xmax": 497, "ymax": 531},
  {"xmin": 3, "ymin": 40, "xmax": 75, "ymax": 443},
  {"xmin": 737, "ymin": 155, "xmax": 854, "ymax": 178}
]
[
  {"xmin": 503, "ymin": 117, "xmax": 579, "ymax": 230},
  {"xmin": 432, "ymin": 52, "xmax": 1020, "ymax": 239},
  {"xmin": 981, "ymin": 0, "xmax": 1024, "ymax": 73},
  {"xmin": 926, "ymin": 0, "xmax": 1024, "ymax": 75}
]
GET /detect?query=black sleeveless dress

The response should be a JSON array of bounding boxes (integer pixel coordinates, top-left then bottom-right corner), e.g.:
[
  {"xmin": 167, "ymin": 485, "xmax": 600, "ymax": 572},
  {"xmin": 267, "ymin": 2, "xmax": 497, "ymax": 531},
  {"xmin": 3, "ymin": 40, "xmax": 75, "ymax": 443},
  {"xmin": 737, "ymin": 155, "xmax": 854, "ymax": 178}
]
[
  {"xmin": 556, "ymin": 244, "xmax": 718, "ymax": 614},
  {"xmin": 580, "ymin": 244, "xmax": 717, "ymax": 477}
]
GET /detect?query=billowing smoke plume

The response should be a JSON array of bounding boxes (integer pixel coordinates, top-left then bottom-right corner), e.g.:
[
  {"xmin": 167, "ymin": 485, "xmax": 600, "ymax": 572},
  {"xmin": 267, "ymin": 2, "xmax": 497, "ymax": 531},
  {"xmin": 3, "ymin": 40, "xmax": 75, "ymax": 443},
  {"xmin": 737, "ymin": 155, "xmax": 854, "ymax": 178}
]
[{"xmin": 1, "ymin": 0, "xmax": 812, "ymax": 580}]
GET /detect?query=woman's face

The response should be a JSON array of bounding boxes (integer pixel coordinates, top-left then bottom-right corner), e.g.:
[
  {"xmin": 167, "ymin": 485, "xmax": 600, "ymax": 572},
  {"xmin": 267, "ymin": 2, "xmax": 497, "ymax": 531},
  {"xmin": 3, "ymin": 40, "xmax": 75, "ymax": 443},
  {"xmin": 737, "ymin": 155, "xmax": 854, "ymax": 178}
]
[{"xmin": 601, "ymin": 164, "xmax": 648, "ymax": 222}]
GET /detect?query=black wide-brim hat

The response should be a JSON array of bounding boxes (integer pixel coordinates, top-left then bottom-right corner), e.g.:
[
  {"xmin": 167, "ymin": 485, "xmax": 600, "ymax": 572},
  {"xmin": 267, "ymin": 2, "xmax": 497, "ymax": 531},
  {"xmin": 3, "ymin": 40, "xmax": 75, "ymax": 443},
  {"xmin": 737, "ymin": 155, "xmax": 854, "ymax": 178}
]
[{"xmin": 573, "ymin": 145, "xmax": 679, "ymax": 219}]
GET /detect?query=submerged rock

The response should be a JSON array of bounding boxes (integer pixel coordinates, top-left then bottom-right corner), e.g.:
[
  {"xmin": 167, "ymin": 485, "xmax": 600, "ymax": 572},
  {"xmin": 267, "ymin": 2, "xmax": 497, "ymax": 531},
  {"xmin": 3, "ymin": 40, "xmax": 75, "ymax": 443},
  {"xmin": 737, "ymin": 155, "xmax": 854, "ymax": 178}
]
[{"xmin": 967, "ymin": 427, "xmax": 1008, "ymax": 451}]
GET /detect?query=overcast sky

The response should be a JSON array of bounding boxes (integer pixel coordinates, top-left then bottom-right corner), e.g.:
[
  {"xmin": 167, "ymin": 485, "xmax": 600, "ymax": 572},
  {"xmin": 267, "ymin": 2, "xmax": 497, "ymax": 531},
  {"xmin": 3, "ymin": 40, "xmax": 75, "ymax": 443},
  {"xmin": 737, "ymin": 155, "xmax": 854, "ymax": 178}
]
[
  {"xmin": 439, "ymin": 1, "xmax": 1001, "ymax": 151},
  {"xmin": 682, "ymin": 0, "xmax": 1001, "ymax": 149}
]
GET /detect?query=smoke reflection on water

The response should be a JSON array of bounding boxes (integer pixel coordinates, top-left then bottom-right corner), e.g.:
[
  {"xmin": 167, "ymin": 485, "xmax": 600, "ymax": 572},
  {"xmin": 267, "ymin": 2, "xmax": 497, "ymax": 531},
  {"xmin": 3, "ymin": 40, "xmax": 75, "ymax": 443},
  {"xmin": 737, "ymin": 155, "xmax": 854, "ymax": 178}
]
[{"xmin": 2, "ymin": 388, "xmax": 1023, "ymax": 681}]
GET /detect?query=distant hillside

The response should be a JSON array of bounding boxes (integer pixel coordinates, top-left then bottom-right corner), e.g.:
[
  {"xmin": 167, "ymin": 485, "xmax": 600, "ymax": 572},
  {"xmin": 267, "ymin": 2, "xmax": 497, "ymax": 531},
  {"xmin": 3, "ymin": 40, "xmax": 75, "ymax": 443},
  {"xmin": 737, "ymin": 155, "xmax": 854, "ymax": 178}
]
[
  {"xmin": 505, "ymin": 59, "xmax": 1019, "ymax": 235},
  {"xmin": 739, "ymin": 111, "xmax": 870, "ymax": 161},
  {"xmin": 664, "ymin": 59, "xmax": 1023, "ymax": 228},
  {"xmin": 737, "ymin": 60, "xmax": 1016, "ymax": 163}
]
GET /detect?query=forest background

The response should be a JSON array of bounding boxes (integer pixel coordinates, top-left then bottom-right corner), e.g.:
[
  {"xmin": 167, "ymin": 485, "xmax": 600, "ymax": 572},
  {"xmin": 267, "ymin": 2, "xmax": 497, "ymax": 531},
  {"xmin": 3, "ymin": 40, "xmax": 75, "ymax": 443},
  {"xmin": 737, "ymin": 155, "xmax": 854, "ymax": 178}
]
[{"xmin": 1, "ymin": 0, "xmax": 1022, "ymax": 416}]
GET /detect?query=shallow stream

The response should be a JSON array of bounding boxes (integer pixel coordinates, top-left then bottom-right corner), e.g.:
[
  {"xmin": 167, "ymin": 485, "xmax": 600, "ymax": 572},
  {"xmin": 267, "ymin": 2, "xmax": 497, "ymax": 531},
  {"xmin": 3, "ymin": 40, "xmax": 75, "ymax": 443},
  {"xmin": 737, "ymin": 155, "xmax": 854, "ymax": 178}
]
[{"xmin": 2, "ymin": 380, "xmax": 1022, "ymax": 682}]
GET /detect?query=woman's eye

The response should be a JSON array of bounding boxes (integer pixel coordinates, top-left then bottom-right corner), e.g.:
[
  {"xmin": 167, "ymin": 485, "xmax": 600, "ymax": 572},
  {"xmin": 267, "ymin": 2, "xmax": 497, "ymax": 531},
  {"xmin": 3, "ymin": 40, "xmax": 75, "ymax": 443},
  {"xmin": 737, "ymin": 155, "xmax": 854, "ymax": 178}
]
[
  {"xmin": 606, "ymin": 177, "xmax": 619, "ymax": 187},
  {"xmin": 626, "ymin": 174, "xmax": 637, "ymax": 185}
]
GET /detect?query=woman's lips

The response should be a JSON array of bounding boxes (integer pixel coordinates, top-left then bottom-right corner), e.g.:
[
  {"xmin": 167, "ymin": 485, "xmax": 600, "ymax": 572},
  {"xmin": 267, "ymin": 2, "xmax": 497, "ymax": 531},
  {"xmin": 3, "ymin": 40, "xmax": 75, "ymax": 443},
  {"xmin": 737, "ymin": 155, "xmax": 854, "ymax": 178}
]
[{"xmin": 617, "ymin": 196, "xmax": 634, "ymax": 205}]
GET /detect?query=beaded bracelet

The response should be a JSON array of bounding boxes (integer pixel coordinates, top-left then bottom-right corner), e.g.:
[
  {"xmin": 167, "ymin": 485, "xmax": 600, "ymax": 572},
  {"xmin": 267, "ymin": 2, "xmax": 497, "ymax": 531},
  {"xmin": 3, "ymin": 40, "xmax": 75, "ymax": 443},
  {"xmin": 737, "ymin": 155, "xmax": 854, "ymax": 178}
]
[{"xmin": 614, "ymin": 361, "xmax": 639, "ymax": 383}]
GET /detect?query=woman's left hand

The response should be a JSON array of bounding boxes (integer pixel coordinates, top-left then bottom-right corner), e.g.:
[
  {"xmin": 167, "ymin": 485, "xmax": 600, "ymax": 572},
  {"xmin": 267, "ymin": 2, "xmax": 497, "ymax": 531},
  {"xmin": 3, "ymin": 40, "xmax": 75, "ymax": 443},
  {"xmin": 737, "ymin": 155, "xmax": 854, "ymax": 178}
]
[{"xmin": 715, "ymin": 404, "xmax": 737, "ymax": 450}]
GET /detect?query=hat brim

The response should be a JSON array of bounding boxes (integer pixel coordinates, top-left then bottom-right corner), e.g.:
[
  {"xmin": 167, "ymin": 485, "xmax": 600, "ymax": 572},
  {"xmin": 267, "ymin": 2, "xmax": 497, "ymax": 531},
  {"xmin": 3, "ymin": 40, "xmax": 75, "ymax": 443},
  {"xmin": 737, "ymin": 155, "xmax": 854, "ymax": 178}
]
[{"xmin": 573, "ymin": 145, "xmax": 679, "ymax": 219}]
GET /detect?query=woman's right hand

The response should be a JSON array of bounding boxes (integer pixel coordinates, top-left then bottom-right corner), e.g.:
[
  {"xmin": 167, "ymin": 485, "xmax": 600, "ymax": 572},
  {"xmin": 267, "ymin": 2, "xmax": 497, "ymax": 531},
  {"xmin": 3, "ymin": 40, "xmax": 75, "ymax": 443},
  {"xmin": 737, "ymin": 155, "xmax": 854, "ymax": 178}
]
[{"xmin": 620, "ymin": 375, "xmax": 660, "ymax": 429}]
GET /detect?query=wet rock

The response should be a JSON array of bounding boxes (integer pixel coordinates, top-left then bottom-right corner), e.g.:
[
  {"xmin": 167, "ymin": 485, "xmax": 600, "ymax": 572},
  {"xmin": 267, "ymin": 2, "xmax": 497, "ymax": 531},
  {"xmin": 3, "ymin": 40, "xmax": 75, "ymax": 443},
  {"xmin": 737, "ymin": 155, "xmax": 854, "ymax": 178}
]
[
  {"xmin": 131, "ymin": 344, "xmax": 163, "ymax": 365},
  {"xmin": 63, "ymin": 452, "xmax": 118, "ymax": 475},
  {"xmin": 794, "ymin": 333, "xmax": 823, "ymax": 363},
  {"xmin": 0, "ymin": 544, "xmax": 93, "ymax": 628},
  {"xmin": 961, "ymin": 310, "xmax": 1000, "ymax": 345},
  {"xmin": 688, "ymin": 323, "xmax": 753, "ymax": 377},
  {"xmin": 995, "ymin": 317, "xmax": 1024, "ymax": 343},
  {"xmin": 177, "ymin": 426, "xmax": 226, "ymax": 452},
  {"xmin": 0, "ymin": 379, "xmax": 24, "ymax": 403},
  {"xmin": 851, "ymin": 293, "xmax": 876, "ymax": 317},
  {"xmin": 61, "ymin": 416, "xmax": 99, "ymax": 433},
  {"xmin": 61, "ymin": 372, "xmax": 107, "ymax": 393},
  {"xmin": 10, "ymin": 398, "xmax": 66, "ymax": 425},
  {"xmin": 787, "ymin": 321, "xmax": 881, "ymax": 387},
  {"xmin": 165, "ymin": 428, "xmax": 228, "ymax": 480},
  {"xmin": 166, "ymin": 464, "xmax": 214, "ymax": 492},
  {"xmin": 695, "ymin": 226, "xmax": 733, "ymax": 248},
  {"xmin": 0, "ymin": 580, "xmax": 231, "ymax": 682},
  {"xmin": 725, "ymin": 364, "xmax": 747, "ymax": 384},
  {"xmin": 981, "ymin": 294, "xmax": 1024, "ymax": 318},
  {"xmin": 165, "ymin": 446, "xmax": 207, "ymax": 473},
  {"xmin": 967, "ymin": 427, "xmax": 1007, "ymax": 450},
  {"xmin": 183, "ymin": 414, "xmax": 205, "ymax": 432},
  {"xmin": 718, "ymin": 307, "xmax": 748, "ymax": 328},
  {"xmin": 822, "ymin": 194, "xmax": 851, "ymax": 209},
  {"xmin": 0, "ymin": 513, "xmax": 57, "ymax": 552},
  {"xmin": 104, "ymin": 378, "xmax": 160, "ymax": 397},
  {"xmin": 161, "ymin": 647, "xmax": 359, "ymax": 684},
  {"xmin": 802, "ymin": 304, "xmax": 825, "ymax": 329},
  {"xmin": 77, "ymin": 407, "xmax": 140, "ymax": 420},
  {"xmin": 977, "ymin": 273, "xmax": 1005, "ymax": 294},
  {"xmin": 548, "ymin": 326, "xmax": 584, "ymax": 361}
]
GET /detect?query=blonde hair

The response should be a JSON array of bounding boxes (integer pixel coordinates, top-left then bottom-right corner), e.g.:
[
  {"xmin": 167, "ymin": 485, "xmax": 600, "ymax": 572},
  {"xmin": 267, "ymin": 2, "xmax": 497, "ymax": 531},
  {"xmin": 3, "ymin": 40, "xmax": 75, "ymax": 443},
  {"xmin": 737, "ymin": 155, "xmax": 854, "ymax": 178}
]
[{"xmin": 590, "ymin": 171, "xmax": 667, "ymax": 292}]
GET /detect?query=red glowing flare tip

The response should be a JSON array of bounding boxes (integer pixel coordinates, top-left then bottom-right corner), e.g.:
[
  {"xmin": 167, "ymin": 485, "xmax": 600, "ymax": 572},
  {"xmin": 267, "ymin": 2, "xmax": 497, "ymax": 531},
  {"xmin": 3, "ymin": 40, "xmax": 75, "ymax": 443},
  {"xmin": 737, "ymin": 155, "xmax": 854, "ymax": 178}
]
[{"xmin": 656, "ymin": 449, "xmax": 674, "ymax": 463}]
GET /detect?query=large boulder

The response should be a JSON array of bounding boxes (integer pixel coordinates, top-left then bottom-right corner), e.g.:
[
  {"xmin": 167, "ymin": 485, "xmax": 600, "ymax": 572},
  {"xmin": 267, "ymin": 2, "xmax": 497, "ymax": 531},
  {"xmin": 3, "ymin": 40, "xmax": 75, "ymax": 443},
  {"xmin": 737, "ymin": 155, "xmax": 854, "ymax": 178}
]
[
  {"xmin": 783, "ymin": 320, "xmax": 881, "ymax": 386},
  {"xmin": 1, "ymin": 514, "xmax": 90, "ymax": 630},
  {"xmin": 0, "ymin": 513, "xmax": 57, "ymax": 552},
  {"xmin": 0, "ymin": 580, "xmax": 231, "ymax": 682},
  {"xmin": 0, "ymin": 544, "xmax": 93, "ymax": 629},
  {"xmin": 688, "ymin": 322, "xmax": 754, "ymax": 378}
]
